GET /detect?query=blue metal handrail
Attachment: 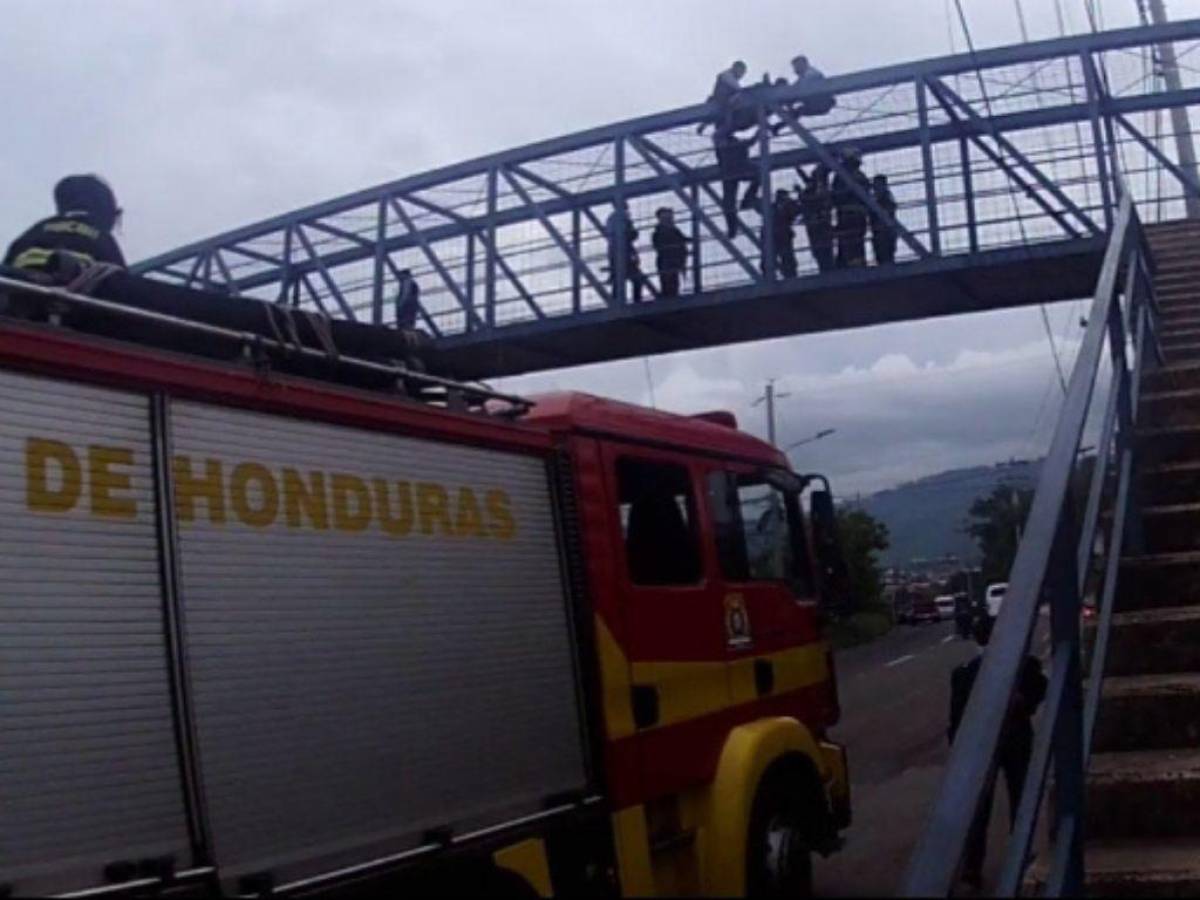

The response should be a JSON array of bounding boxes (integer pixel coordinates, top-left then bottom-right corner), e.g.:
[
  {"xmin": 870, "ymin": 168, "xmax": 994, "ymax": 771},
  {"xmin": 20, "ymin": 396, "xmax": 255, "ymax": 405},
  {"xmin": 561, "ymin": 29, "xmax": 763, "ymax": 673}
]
[{"xmin": 902, "ymin": 185, "xmax": 1162, "ymax": 896}]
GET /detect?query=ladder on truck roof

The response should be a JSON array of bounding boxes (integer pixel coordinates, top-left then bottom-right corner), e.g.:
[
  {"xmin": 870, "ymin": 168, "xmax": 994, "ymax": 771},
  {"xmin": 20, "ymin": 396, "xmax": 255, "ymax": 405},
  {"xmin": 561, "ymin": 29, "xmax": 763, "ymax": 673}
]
[{"xmin": 0, "ymin": 266, "xmax": 531, "ymax": 416}]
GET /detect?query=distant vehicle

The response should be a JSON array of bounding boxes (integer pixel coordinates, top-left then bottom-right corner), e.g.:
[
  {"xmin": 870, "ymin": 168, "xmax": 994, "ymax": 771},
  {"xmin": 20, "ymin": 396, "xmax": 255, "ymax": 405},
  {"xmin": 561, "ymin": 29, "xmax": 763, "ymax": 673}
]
[
  {"xmin": 911, "ymin": 594, "xmax": 941, "ymax": 624},
  {"xmin": 934, "ymin": 595, "xmax": 956, "ymax": 620},
  {"xmin": 986, "ymin": 582, "xmax": 1009, "ymax": 618}
]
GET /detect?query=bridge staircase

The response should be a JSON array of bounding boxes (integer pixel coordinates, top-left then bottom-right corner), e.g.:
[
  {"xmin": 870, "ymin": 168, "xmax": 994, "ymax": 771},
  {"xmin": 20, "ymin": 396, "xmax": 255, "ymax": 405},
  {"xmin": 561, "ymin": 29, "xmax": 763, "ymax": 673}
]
[{"xmin": 1078, "ymin": 218, "xmax": 1200, "ymax": 895}]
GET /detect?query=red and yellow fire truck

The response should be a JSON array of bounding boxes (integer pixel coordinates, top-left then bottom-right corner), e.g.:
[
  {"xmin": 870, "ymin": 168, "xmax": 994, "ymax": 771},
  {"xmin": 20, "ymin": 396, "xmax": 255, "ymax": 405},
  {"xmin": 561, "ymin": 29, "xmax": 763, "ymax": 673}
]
[{"xmin": 0, "ymin": 269, "xmax": 849, "ymax": 898}]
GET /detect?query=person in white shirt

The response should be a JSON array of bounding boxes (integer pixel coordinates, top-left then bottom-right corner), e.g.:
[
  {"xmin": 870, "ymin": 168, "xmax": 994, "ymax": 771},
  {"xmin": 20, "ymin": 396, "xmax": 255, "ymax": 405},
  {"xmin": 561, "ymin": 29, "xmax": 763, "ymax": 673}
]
[
  {"xmin": 697, "ymin": 60, "xmax": 748, "ymax": 135},
  {"xmin": 772, "ymin": 55, "xmax": 837, "ymax": 134}
]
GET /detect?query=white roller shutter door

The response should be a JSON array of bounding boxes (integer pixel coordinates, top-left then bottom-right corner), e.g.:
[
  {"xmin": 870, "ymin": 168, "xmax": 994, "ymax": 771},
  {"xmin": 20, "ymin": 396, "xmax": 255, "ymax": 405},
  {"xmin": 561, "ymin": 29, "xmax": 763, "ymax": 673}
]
[
  {"xmin": 0, "ymin": 371, "xmax": 190, "ymax": 894},
  {"xmin": 169, "ymin": 401, "xmax": 587, "ymax": 881}
]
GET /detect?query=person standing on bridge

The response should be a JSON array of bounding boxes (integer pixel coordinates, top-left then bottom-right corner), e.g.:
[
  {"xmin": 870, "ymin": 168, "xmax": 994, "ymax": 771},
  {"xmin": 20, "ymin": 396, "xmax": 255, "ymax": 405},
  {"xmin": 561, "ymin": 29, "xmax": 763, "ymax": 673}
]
[
  {"xmin": 770, "ymin": 188, "xmax": 802, "ymax": 278},
  {"xmin": 651, "ymin": 207, "xmax": 689, "ymax": 298},
  {"xmin": 831, "ymin": 148, "xmax": 870, "ymax": 268},
  {"xmin": 394, "ymin": 268, "xmax": 421, "ymax": 330},
  {"xmin": 869, "ymin": 174, "xmax": 899, "ymax": 265},
  {"xmin": 798, "ymin": 164, "xmax": 835, "ymax": 273},
  {"xmin": 949, "ymin": 615, "xmax": 1046, "ymax": 892},
  {"xmin": 606, "ymin": 202, "xmax": 644, "ymax": 302}
]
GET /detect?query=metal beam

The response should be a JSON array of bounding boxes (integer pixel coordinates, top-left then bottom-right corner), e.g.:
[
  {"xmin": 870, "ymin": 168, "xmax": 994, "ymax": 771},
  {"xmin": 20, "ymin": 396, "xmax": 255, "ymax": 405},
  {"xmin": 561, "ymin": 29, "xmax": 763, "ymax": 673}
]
[
  {"xmin": 293, "ymin": 226, "xmax": 357, "ymax": 320},
  {"xmin": 630, "ymin": 135, "xmax": 761, "ymax": 281},
  {"xmin": 926, "ymin": 76, "xmax": 1101, "ymax": 236},
  {"xmin": 499, "ymin": 166, "xmax": 613, "ymax": 306},
  {"xmin": 387, "ymin": 197, "xmax": 481, "ymax": 330},
  {"xmin": 138, "ymin": 86, "xmax": 1200, "ymax": 294},
  {"xmin": 770, "ymin": 100, "xmax": 931, "ymax": 258},
  {"xmin": 1116, "ymin": 111, "xmax": 1200, "ymax": 202},
  {"xmin": 133, "ymin": 19, "xmax": 1200, "ymax": 276}
]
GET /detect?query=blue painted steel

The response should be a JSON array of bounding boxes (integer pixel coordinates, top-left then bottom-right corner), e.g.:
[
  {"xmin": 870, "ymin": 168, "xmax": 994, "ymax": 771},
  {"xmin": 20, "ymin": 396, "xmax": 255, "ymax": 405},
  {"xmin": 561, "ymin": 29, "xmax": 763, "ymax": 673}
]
[
  {"xmin": 902, "ymin": 189, "xmax": 1158, "ymax": 896},
  {"xmin": 132, "ymin": 22, "xmax": 1200, "ymax": 345}
]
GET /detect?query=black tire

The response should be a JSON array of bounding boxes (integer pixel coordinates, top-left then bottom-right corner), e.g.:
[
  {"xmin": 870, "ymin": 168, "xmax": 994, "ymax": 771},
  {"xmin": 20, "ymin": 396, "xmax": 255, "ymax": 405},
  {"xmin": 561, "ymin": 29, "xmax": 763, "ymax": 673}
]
[{"xmin": 745, "ymin": 764, "xmax": 819, "ymax": 898}]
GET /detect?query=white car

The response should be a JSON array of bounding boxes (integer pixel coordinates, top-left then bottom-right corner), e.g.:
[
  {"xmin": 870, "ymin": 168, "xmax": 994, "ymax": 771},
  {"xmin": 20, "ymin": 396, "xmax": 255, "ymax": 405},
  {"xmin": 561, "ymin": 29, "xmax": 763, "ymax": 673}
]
[
  {"xmin": 986, "ymin": 582, "xmax": 1008, "ymax": 618},
  {"xmin": 934, "ymin": 595, "xmax": 956, "ymax": 621}
]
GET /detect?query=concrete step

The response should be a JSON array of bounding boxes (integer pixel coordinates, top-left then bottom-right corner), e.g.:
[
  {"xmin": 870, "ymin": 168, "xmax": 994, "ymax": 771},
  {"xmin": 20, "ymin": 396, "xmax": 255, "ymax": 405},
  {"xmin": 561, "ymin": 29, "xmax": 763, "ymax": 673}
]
[
  {"xmin": 1139, "ymin": 388, "xmax": 1200, "ymax": 429},
  {"xmin": 1137, "ymin": 423, "xmax": 1200, "ymax": 468},
  {"xmin": 1143, "ymin": 363, "xmax": 1200, "ymax": 394},
  {"xmin": 1118, "ymin": 552, "xmax": 1200, "ymax": 611},
  {"xmin": 1160, "ymin": 328, "xmax": 1200, "ymax": 347},
  {"xmin": 1087, "ymin": 748, "xmax": 1200, "ymax": 840},
  {"xmin": 1141, "ymin": 503, "xmax": 1200, "ymax": 554},
  {"xmin": 1165, "ymin": 343, "xmax": 1200, "ymax": 364},
  {"xmin": 1156, "ymin": 296, "xmax": 1200, "ymax": 311},
  {"xmin": 1157, "ymin": 311, "xmax": 1200, "ymax": 330},
  {"xmin": 1141, "ymin": 459, "xmax": 1200, "ymax": 506},
  {"xmin": 1075, "ymin": 839, "xmax": 1200, "ymax": 897},
  {"xmin": 1093, "ymin": 673, "xmax": 1200, "ymax": 752},
  {"xmin": 1100, "ymin": 606, "xmax": 1200, "ymax": 676}
]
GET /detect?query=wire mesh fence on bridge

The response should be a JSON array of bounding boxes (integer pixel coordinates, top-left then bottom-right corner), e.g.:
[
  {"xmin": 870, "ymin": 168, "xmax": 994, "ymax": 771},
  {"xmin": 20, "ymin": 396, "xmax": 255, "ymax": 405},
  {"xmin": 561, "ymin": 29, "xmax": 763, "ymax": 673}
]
[{"xmin": 133, "ymin": 22, "xmax": 1200, "ymax": 348}]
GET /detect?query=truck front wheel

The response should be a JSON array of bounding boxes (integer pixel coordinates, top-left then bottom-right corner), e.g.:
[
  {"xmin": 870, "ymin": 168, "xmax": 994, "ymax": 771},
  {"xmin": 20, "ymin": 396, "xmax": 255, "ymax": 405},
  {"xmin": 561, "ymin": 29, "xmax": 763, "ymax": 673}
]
[{"xmin": 745, "ymin": 765, "xmax": 820, "ymax": 898}]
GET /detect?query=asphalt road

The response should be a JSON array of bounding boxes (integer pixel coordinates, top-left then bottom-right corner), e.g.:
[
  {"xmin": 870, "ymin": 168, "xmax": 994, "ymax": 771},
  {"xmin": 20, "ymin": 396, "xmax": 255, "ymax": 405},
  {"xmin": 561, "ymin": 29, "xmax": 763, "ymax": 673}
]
[{"xmin": 812, "ymin": 619, "xmax": 997, "ymax": 897}]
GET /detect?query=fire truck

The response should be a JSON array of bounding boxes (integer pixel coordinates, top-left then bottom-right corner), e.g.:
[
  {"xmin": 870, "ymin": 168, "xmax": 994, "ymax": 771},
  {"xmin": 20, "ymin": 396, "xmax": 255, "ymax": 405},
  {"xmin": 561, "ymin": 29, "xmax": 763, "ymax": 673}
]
[{"xmin": 0, "ymin": 267, "xmax": 850, "ymax": 898}]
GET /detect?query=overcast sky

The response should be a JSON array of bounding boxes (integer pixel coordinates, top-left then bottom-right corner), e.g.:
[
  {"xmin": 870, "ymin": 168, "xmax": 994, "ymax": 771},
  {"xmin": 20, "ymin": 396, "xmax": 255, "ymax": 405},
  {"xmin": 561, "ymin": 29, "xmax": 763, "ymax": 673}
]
[{"xmin": 3, "ymin": 0, "xmax": 1196, "ymax": 495}]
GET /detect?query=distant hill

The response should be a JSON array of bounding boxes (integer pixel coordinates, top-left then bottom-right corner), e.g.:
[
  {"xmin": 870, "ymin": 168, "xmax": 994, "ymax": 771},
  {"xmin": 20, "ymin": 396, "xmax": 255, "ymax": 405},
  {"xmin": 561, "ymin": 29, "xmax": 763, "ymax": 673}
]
[{"xmin": 853, "ymin": 459, "xmax": 1043, "ymax": 567}]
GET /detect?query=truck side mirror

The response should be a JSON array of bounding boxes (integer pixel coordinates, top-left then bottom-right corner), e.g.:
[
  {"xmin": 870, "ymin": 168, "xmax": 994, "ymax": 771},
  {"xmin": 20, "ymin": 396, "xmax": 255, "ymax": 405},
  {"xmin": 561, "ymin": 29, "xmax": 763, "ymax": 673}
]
[{"xmin": 809, "ymin": 488, "xmax": 850, "ymax": 612}]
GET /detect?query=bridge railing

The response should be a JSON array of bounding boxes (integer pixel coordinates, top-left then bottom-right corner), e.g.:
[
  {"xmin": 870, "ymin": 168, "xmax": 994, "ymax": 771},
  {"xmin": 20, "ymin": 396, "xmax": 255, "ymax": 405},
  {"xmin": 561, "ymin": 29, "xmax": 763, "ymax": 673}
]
[
  {"xmin": 901, "ymin": 184, "xmax": 1162, "ymax": 896},
  {"xmin": 130, "ymin": 22, "xmax": 1200, "ymax": 346}
]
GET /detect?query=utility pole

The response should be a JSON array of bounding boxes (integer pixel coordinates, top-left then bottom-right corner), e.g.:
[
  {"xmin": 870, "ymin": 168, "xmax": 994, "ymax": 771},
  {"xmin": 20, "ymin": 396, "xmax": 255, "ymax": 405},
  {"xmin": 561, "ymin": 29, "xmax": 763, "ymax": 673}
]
[
  {"xmin": 751, "ymin": 379, "xmax": 791, "ymax": 446},
  {"xmin": 1147, "ymin": 0, "xmax": 1200, "ymax": 218}
]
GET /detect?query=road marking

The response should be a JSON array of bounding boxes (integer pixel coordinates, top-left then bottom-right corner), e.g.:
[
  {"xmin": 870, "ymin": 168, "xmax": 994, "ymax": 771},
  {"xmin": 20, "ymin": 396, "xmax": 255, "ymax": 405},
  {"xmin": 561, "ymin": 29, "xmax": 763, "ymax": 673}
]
[
  {"xmin": 885, "ymin": 654, "xmax": 915, "ymax": 668},
  {"xmin": 942, "ymin": 635, "xmax": 955, "ymax": 644}
]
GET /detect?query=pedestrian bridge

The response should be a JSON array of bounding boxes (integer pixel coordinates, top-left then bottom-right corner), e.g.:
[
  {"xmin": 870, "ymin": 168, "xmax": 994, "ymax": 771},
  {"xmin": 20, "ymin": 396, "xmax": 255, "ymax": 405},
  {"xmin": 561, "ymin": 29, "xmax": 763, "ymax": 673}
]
[{"xmin": 133, "ymin": 21, "xmax": 1200, "ymax": 381}]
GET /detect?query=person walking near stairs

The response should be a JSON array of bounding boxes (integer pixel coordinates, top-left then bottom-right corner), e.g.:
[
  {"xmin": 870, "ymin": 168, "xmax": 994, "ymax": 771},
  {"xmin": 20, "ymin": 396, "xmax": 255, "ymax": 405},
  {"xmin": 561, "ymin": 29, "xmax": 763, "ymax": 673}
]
[{"xmin": 949, "ymin": 615, "xmax": 1046, "ymax": 892}]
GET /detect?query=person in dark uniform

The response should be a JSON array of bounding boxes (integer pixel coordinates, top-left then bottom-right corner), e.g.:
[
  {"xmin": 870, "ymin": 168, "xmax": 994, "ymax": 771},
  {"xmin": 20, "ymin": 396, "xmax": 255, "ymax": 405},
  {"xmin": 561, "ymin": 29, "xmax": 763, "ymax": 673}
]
[
  {"xmin": 394, "ymin": 268, "xmax": 421, "ymax": 329},
  {"xmin": 950, "ymin": 615, "xmax": 1047, "ymax": 891},
  {"xmin": 870, "ymin": 173, "xmax": 899, "ymax": 265},
  {"xmin": 713, "ymin": 123, "xmax": 761, "ymax": 238},
  {"xmin": 3, "ymin": 175, "xmax": 126, "ymax": 278},
  {"xmin": 831, "ymin": 149, "xmax": 870, "ymax": 268},
  {"xmin": 798, "ymin": 164, "xmax": 835, "ymax": 273},
  {"xmin": 770, "ymin": 188, "xmax": 802, "ymax": 278},
  {"xmin": 605, "ymin": 202, "xmax": 644, "ymax": 302},
  {"xmin": 651, "ymin": 207, "xmax": 689, "ymax": 298}
]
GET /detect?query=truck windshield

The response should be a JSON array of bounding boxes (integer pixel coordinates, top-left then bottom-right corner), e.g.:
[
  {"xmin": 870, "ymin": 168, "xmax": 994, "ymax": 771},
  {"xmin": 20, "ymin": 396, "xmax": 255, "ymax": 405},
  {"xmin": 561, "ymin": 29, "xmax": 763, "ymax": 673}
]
[{"xmin": 708, "ymin": 470, "xmax": 815, "ymax": 597}]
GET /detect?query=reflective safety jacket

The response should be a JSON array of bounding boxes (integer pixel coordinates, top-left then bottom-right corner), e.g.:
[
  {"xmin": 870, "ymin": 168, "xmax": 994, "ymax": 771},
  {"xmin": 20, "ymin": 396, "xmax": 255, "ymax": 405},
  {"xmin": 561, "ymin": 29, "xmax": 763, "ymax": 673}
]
[{"xmin": 2, "ymin": 211, "xmax": 125, "ymax": 274}]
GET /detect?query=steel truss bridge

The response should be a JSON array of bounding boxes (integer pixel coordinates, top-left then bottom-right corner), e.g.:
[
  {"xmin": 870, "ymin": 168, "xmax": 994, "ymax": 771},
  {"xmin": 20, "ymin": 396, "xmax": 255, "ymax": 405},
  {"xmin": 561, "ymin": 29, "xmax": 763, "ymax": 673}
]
[{"xmin": 135, "ymin": 21, "xmax": 1200, "ymax": 382}]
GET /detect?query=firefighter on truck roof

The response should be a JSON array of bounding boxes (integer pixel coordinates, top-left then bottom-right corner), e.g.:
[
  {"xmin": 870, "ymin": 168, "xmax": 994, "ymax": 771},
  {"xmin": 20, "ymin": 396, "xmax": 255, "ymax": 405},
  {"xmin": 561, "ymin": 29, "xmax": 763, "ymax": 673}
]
[{"xmin": 3, "ymin": 174, "xmax": 126, "ymax": 279}]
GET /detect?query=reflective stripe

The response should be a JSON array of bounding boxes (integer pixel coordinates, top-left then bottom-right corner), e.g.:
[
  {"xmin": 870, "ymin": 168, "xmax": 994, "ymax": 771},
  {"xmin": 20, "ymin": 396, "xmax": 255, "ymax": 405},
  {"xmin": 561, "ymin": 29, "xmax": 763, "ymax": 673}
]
[
  {"xmin": 11, "ymin": 247, "xmax": 94, "ymax": 271},
  {"xmin": 43, "ymin": 220, "xmax": 100, "ymax": 240}
]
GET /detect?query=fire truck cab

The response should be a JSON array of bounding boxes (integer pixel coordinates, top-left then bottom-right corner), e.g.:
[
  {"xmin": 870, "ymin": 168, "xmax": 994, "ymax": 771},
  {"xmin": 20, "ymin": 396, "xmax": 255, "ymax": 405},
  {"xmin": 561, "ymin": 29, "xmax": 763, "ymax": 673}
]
[
  {"xmin": 0, "ymin": 268, "xmax": 848, "ymax": 898},
  {"xmin": 526, "ymin": 394, "xmax": 849, "ymax": 897}
]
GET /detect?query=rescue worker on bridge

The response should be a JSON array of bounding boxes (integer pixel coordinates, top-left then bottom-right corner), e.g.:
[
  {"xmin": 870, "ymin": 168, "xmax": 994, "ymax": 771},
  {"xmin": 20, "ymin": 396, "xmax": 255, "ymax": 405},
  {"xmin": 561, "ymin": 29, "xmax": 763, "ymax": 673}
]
[
  {"xmin": 950, "ymin": 615, "xmax": 1047, "ymax": 892},
  {"xmin": 605, "ymin": 201, "xmax": 645, "ymax": 302},
  {"xmin": 869, "ymin": 174, "xmax": 899, "ymax": 265},
  {"xmin": 3, "ymin": 175, "xmax": 126, "ymax": 279},
  {"xmin": 831, "ymin": 148, "xmax": 870, "ymax": 268},
  {"xmin": 770, "ymin": 188, "xmax": 802, "ymax": 279},
  {"xmin": 798, "ymin": 164, "xmax": 835, "ymax": 273},
  {"xmin": 651, "ymin": 207, "xmax": 689, "ymax": 298}
]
